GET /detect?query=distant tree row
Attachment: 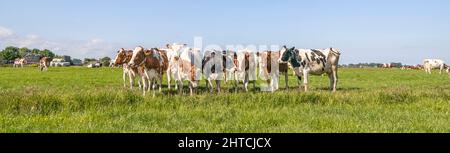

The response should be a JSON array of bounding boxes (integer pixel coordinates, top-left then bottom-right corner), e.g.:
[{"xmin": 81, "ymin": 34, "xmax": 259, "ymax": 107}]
[
  {"xmin": 341, "ymin": 62, "xmax": 403, "ymax": 68},
  {"xmin": 0, "ymin": 46, "xmax": 55, "ymax": 61}
]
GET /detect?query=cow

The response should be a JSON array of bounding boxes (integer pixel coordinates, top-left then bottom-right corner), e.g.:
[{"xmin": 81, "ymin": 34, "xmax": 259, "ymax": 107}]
[
  {"xmin": 233, "ymin": 49, "xmax": 258, "ymax": 92},
  {"xmin": 280, "ymin": 46, "xmax": 341, "ymax": 92},
  {"xmin": 128, "ymin": 46, "xmax": 169, "ymax": 96},
  {"xmin": 423, "ymin": 59, "xmax": 446, "ymax": 74},
  {"xmin": 113, "ymin": 48, "xmax": 145, "ymax": 89},
  {"xmin": 401, "ymin": 65, "xmax": 423, "ymax": 70},
  {"xmin": 39, "ymin": 57, "xmax": 51, "ymax": 71},
  {"xmin": 447, "ymin": 66, "xmax": 450, "ymax": 77},
  {"xmin": 171, "ymin": 47, "xmax": 202, "ymax": 95},
  {"xmin": 382, "ymin": 63, "xmax": 392, "ymax": 68},
  {"xmin": 164, "ymin": 43, "xmax": 187, "ymax": 90},
  {"xmin": 13, "ymin": 58, "xmax": 27, "ymax": 68},
  {"xmin": 202, "ymin": 50, "xmax": 225, "ymax": 93},
  {"xmin": 278, "ymin": 47, "xmax": 293, "ymax": 90},
  {"xmin": 258, "ymin": 50, "xmax": 281, "ymax": 92}
]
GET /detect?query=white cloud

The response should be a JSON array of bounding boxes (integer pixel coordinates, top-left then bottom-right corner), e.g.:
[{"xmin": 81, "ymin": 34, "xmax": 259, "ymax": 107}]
[
  {"xmin": 0, "ymin": 26, "xmax": 14, "ymax": 39},
  {"xmin": 0, "ymin": 26, "xmax": 120, "ymax": 59}
]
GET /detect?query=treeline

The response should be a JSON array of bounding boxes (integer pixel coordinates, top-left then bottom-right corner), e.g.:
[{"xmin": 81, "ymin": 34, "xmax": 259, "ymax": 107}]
[
  {"xmin": 0, "ymin": 46, "xmax": 112, "ymax": 66},
  {"xmin": 0, "ymin": 46, "xmax": 55, "ymax": 61},
  {"xmin": 341, "ymin": 62, "xmax": 403, "ymax": 68}
]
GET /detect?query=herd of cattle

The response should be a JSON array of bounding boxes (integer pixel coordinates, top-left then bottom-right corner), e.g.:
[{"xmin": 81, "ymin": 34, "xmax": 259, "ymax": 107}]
[
  {"xmin": 111, "ymin": 44, "xmax": 341, "ymax": 96},
  {"xmin": 9, "ymin": 44, "xmax": 449, "ymax": 96}
]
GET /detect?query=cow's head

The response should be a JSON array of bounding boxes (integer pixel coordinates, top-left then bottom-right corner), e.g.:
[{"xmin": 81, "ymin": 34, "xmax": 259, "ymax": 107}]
[
  {"xmin": 128, "ymin": 46, "xmax": 145, "ymax": 68},
  {"xmin": 329, "ymin": 47, "xmax": 341, "ymax": 56},
  {"xmin": 114, "ymin": 48, "xmax": 128, "ymax": 66},
  {"xmin": 280, "ymin": 46, "xmax": 295, "ymax": 62}
]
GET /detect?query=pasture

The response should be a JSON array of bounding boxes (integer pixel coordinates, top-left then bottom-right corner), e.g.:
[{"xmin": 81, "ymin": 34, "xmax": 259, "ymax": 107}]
[{"xmin": 0, "ymin": 67, "xmax": 449, "ymax": 132}]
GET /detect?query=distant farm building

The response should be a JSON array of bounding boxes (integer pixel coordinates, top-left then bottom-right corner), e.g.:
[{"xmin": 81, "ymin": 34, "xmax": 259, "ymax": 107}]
[{"xmin": 50, "ymin": 55, "xmax": 71, "ymax": 67}]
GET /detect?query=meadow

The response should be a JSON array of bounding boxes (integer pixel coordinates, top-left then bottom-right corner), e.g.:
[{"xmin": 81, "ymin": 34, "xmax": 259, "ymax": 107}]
[{"xmin": 0, "ymin": 66, "xmax": 449, "ymax": 132}]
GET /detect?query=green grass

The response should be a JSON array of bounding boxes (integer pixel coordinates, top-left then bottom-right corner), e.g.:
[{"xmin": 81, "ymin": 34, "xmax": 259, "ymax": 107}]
[{"xmin": 0, "ymin": 67, "xmax": 449, "ymax": 132}]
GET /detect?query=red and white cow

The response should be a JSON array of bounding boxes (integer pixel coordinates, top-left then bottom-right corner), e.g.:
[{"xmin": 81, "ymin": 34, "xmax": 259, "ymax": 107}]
[
  {"xmin": 164, "ymin": 43, "xmax": 187, "ymax": 90},
  {"xmin": 234, "ymin": 49, "xmax": 258, "ymax": 92},
  {"xmin": 13, "ymin": 58, "xmax": 27, "ymax": 68},
  {"xmin": 39, "ymin": 57, "xmax": 51, "ymax": 71},
  {"xmin": 113, "ymin": 48, "xmax": 145, "ymax": 89},
  {"xmin": 128, "ymin": 46, "xmax": 169, "ymax": 96},
  {"xmin": 258, "ymin": 50, "xmax": 280, "ymax": 92},
  {"xmin": 171, "ymin": 47, "xmax": 202, "ymax": 95}
]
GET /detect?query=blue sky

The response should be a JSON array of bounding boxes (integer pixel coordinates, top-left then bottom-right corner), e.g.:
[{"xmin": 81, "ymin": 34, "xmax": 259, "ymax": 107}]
[{"xmin": 0, "ymin": 0, "xmax": 449, "ymax": 64}]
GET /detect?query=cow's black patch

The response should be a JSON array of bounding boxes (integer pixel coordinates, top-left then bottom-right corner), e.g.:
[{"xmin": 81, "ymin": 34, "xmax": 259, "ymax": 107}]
[{"xmin": 297, "ymin": 76, "xmax": 302, "ymax": 81}]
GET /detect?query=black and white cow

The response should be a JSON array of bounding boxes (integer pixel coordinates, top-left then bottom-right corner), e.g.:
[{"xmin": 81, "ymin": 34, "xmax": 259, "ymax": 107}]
[{"xmin": 280, "ymin": 46, "xmax": 341, "ymax": 92}]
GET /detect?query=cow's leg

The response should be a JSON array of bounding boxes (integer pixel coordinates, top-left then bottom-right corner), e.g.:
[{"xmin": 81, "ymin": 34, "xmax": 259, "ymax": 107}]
[
  {"xmin": 205, "ymin": 79, "xmax": 210, "ymax": 92},
  {"xmin": 128, "ymin": 72, "xmax": 135, "ymax": 90},
  {"xmin": 328, "ymin": 72, "xmax": 334, "ymax": 91},
  {"xmin": 174, "ymin": 74, "xmax": 178, "ymax": 90},
  {"xmin": 273, "ymin": 75, "xmax": 279, "ymax": 91},
  {"xmin": 123, "ymin": 71, "xmax": 127, "ymax": 88},
  {"xmin": 284, "ymin": 72, "xmax": 289, "ymax": 90},
  {"xmin": 159, "ymin": 74, "xmax": 163, "ymax": 92},
  {"xmin": 208, "ymin": 80, "xmax": 214, "ymax": 93},
  {"xmin": 296, "ymin": 75, "xmax": 302, "ymax": 90},
  {"xmin": 332, "ymin": 69, "xmax": 338, "ymax": 92},
  {"xmin": 178, "ymin": 80, "xmax": 183, "ymax": 95},
  {"xmin": 141, "ymin": 76, "xmax": 147, "ymax": 96},
  {"xmin": 189, "ymin": 82, "xmax": 193, "ymax": 96},
  {"xmin": 244, "ymin": 74, "xmax": 249, "ymax": 92},
  {"xmin": 303, "ymin": 70, "xmax": 309, "ymax": 92},
  {"xmin": 216, "ymin": 80, "xmax": 221, "ymax": 93},
  {"xmin": 167, "ymin": 69, "xmax": 171, "ymax": 90},
  {"xmin": 138, "ymin": 77, "xmax": 143, "ymax": 90},
  {"xmin": 234, "ymin": 80, "xmax": 239, "ymax": 93}
]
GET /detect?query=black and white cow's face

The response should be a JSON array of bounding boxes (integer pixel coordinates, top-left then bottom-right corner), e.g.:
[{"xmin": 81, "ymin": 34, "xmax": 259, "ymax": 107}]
[{"xmin": 280, "ymin": 46, "xmax": 295, "ymax": 62}]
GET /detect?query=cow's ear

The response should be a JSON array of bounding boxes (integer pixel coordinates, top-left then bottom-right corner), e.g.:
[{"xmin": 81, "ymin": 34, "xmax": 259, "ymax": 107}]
[{"xmin": 290, "ymin": 47, "xmax": 295, "ymax": 51}]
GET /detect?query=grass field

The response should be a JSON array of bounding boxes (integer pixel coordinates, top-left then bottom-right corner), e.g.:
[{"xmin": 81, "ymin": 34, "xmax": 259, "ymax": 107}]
[{"xmin": 0, "ymin": 66, "xmax": 449, "ymax": 132}]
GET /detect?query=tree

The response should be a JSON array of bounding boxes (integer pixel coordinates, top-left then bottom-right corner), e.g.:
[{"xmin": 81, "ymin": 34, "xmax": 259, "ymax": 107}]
[
  {"xmin": 39, "ymin": 49, "xmax": 55, "ymax": 58},
  {"xmin": 100, "ymin": 57, "xmax": 111, "ymax": 67},
  {"xmin": 0, "ymin": 46, "xmax": 20, "ymax": 61},
  {"xmin": 31, "ymin": 48, "xmax": 40, "ymax": 54},
  {"xmin": 18, "ymin": 47, "xmax": 31, "ymax": 57},
  {"xmin": 83, "ymin": 58, "xmax": 97, "ymax": 65}
]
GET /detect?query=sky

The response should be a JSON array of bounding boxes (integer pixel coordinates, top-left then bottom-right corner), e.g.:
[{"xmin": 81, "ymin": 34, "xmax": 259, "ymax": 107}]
[{"xmin": 0, "ymin": 0, "xmax": 449, "ymax": 64}]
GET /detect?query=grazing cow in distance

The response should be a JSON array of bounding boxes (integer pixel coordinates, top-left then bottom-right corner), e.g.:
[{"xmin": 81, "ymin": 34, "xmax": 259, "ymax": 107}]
[
  {"xmin": 423, "ymin": 59, "xmax": 446, "ymax": 74},
  {"xmin": 113, "ymin": 48, "xmax": 145, "ymax": 89},
  {"xmin": 13, "ymin": 58, "xmax": 27, "ymax": 68},
  {"xmin": 401, "ymin": 65, "xmax": 423, "ymax": 70},
  {"xmin": 382, "ymin": 63, "xmax": 392, "ymax": 68},
  {"xmin": 280, "ymin": 46, "xmax": 341, "ymax": 92},
  {"xmin": 128, "ymin": 46, "xmax": 169, "ymax": 96},
  {"xmin": 39, "ymin": 57, "xmax": 51, "ymax": 71}
]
